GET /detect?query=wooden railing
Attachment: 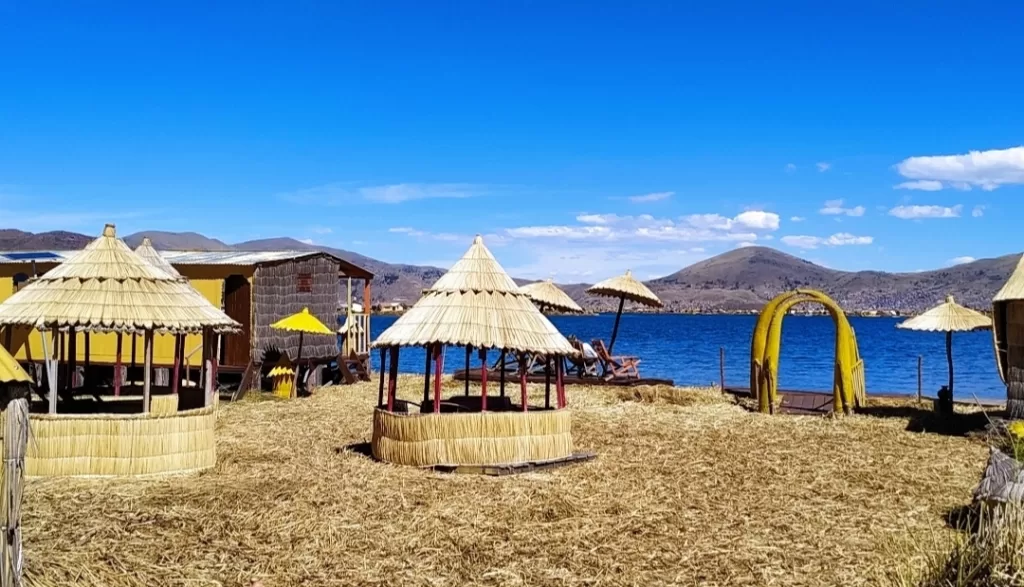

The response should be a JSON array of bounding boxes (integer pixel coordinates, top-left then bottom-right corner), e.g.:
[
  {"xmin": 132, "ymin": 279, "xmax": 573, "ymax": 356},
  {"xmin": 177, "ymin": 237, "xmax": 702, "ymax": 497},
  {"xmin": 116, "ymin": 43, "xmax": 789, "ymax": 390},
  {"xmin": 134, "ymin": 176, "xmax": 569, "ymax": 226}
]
[{"xmin": 343, "ymin": 312, "xmax": 370, "ymax": 357}]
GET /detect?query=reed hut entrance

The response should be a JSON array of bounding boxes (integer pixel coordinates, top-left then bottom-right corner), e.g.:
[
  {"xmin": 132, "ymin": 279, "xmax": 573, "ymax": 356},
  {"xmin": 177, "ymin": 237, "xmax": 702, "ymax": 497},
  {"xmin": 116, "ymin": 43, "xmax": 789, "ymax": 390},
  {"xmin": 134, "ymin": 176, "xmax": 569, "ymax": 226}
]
[
  {"xmin": 222, "ymin": 274, "xmax": 251, "ymax": 368},
  {"xmin": 749, "ymin": 289, "xmax": 865, "ymax": 415},
  {"xmin": 992, "ymin": 255, "xmax": 1024, "ymax": 418}
]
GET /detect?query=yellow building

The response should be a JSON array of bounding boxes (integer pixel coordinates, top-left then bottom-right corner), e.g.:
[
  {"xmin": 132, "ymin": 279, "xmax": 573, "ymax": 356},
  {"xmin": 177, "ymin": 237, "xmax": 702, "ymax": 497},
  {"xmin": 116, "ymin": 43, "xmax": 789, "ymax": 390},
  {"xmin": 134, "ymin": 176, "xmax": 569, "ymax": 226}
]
[{"xmin": 0, "ymin": 249, "xmax": 373, "ymax": 387}]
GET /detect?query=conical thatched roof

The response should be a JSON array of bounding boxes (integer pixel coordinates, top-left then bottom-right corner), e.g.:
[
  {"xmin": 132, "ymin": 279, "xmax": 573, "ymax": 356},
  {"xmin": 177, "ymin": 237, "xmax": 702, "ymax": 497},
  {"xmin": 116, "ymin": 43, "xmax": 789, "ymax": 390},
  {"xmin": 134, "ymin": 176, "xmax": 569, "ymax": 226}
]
[
  {"xmin": 898, "ymin": 295, "xmax": 992, "ymax": 333},
  {"xmin": 0, "ymin": 224, "xmax": 241, "ymax": 333},
  {"xmin": 995, "ymin": 254, "xmax": 1024, "ymax": 302},
  {"xmin": 134, "ymin": 237, "xmax": 184, "ymax": 281},
  {"xmin": 520, "ymin": 279, "xmax": 584, "ymax": 314},
  {"xmin": 372, "ymin": 236, "xmax": 577, "ymax": 355},
  {"xmin": 586, "ymin": 270, "xmax": 662, "ymax": 308}
]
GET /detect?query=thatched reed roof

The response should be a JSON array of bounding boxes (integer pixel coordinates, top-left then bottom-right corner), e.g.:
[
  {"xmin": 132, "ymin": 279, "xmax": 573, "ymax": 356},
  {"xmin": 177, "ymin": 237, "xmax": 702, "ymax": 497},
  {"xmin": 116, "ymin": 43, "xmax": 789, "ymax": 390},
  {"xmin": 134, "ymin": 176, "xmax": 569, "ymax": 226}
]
[
  {"xmin": 520, "ymin": 279, "xmax": 584, "ymax": 314},
  {"xmin": 0, "ymin": 344, "xmax": 30, "ymax": 384},
  {"xmin": 271, "ymin": 308, "xmax": 334, "ymax": 335},
  {"xmin": 134, "ymin": 237, "xmax": 184, "ymax": 281},
  {"xmin": 373, "ymin": 236, "xmax": 577, "ymax": 355},
  {"xmin": 0, "ymin": 224, "xmax": 241, "ymax": 333},
  {"xmin": 586, "ymin": 270, "xmax": 662, "ymax": 308},
  {"xmin": 897, "ymin": 295, "xmax": 992, "ymax": 332},
  {"xmin": 994, "ymin": 254, "xmax": 1024, "ymax": 302}
]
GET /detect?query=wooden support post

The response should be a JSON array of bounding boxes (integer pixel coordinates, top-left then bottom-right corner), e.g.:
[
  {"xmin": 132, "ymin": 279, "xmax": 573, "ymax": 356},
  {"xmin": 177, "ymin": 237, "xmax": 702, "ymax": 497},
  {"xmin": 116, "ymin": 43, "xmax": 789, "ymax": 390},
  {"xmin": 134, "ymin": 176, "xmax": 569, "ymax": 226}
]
[
  {"xmin": 67, "ymin": 327, "xmax": 77, "ymax": 390},
  {"xmin": 917, "ymin": 355, "xmax": 923, "ymax": 403},
  {"xmin": 44, "ymin": 328, "xmax": 57, "ymax": 415},
  {"xmin": 556, "ymin": 356, "xmax": 566, "ymax": 408},
  {"xmin": 719, "ymin": 347, "xmax": 725, "ymax": 391},
  {"xmin": 464, "ymin": 346, "xmax": 471, "ymax": 396},
  {"xmin": 387, "ymin": 346, "xmax": 399, "ymax": 411},
  {"xmin": 291, "ymin": 332, "xmax": 304, "ymax": 399},
  {"xmin": 58, "ymin": 331, "xmax": 66, "ymax": 392},
  {"xmin": 377, "ymin": 347, "xmax": 386, "ymax": 407},
  {"xmin": 143, "ymin": 330, "xmax": 154, "ymax": 413},
  {"xmin": 2, "ymin": 397, "xmax": 28, "ymax": 587},
  {"xmin": 131, "ymin": 334, "xmax": 137, "ymax": 372},
  {"xmin": 363, "ymin": 279, "xmax": 372, "ymax": 372},
  {"xmin": 422, "ymin": 346, "xmax": 431, "ymax": 405},
  {"xmin": 519, "ymin": 352, "xmax": 529, "ymax": 412},
  {"xmin": 114, "ymin": 332, "xmax": 123, "ymax": 397},
  {"xmin": 545, "ymin": 357, "xmax": 552, "ymax": 409},
  {"xmin": 479, "ymin": 348, "xmax": 488, "ymax": 412},
  {"xmin": 499, "ymin": 350, "xmax": 506, "ymax": 397},
  {"xmin": 433, "ymin": 344, "xmax": 443, "ymax": 413},
  {"xmin": 172, "ymin": 333, "xmax": 181, "ymax": 394}
]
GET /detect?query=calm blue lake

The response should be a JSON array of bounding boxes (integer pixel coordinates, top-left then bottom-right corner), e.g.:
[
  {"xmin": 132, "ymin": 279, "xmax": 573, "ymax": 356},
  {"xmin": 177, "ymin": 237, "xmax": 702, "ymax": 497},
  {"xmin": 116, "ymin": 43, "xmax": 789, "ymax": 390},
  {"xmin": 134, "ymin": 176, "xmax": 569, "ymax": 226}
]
[{"xmin": 361, "ymin": 314, "xmax": 1005, "ymax": 401}]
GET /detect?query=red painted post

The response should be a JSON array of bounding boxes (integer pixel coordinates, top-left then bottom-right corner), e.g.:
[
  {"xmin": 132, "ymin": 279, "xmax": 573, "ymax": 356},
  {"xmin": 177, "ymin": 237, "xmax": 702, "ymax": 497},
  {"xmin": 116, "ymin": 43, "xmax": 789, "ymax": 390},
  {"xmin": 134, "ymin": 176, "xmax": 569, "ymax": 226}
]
[
  {"xmin": 387, "ymin": 346, "xmax": 399, "ymax": 411},
  {"xmin": 114, "ymin": 332, "xmax": 123, "ymax": 397},
  {"xmin": 479, "ymin": 348, "xmax": 488, "ymax": 412},
  {"xmin": 556, "ymin": 357, "xmax": 565, "ymax": 408},
  {"xmin": 433, "ymin": 344, "xmax": 443, "ymax": 413},
  {"xmin": 520, "ymin": 352, "xmax": 529, "ymax": 412}
]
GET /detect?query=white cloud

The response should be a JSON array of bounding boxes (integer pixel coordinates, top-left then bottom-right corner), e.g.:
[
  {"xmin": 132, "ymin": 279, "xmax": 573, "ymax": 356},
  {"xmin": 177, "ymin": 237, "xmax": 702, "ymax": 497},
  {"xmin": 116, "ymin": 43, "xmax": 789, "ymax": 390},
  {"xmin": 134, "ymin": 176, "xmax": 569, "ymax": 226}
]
[
  {"xmin": 735, "ymin": 241, "xmax": 756, "ymax": 248},
  {"xmin": 734, "ymin": 210, "xmax": 780, "ymax": 230},
  {"xmin": 576, "ymin": 213, "xmax": 620, "ymax": 225},
  {"xmin": 502, "ymin": 244, "xmax": 709, "ymax": 281},
  {"xmin": 784, "ymin": 163, "xmax": 797, "ymax": 173},
  {"xmin": 628, "ymin": 191, "xmax": 673, "ymax": 203},
  {"xmin": 894, "ymin": 146, "xmax": 1024, "ymax": 191},
  {"xmin": 948, "ymin": 256, "xmax": 976, "ymax": 265},
  {"xmin": 790, "ymin": 216, "xmax": 805, "ymax": 222},
  {"xmin": 894, "ymin": 180, "xmax": 943, "ymax": 191},
  {"xmin": 819, "ymin": 199, "xmax": 865, "ymax": 217},
  {"xmin": 299, "ymin": 238, "xmax": 315, "ymax": 245},
  {"xmin": 816, "ymin": 162, "xmax": 831, "ymax": 172},
  {"xmin": 780, "ymin": 232, "xmax": 874, "ymax": 250},
  {"xmin": 888, "ymin": 204, "xmax": 963, "ymax": 219},
  {"xmin": 972, "ymin": 205, "xmax": 986, "ymax": 218},
  {"xmin": 387, "ymin": 227, "xmax": 468, "ymax": 242},
  {"xmin": 280, "ymin": 182, "xmax": 482, "ymax": 205}
]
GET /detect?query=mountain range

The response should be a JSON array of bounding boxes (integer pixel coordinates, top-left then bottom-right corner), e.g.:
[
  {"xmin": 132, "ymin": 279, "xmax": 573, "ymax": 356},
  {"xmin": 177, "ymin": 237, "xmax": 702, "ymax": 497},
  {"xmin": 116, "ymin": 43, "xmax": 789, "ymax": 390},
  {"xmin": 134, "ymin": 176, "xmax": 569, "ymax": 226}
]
[{"xmin": 0, "ymin": 228, "xmax": 1018, "ymax": 313}]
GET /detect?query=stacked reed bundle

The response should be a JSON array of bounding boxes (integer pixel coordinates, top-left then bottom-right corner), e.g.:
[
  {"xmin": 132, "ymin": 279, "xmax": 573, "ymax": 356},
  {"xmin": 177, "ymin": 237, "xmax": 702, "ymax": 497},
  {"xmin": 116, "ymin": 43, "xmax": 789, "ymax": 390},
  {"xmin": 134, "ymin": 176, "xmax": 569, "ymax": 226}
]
[
  {"xmin": 372, "ymin": 408, "xmax": 573, "ymax": 467},
  {"xmin": 11, "ymin": 408, "xmax": 215, "ymax": 477}
]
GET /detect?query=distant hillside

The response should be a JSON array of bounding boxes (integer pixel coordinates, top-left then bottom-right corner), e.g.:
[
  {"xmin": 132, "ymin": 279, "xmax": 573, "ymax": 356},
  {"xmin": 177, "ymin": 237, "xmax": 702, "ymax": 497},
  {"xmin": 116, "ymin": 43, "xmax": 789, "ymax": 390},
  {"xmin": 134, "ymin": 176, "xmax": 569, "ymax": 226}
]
[{"xmin": 1, "ymin": 229, "xmax": 1018, "ymax": 312}]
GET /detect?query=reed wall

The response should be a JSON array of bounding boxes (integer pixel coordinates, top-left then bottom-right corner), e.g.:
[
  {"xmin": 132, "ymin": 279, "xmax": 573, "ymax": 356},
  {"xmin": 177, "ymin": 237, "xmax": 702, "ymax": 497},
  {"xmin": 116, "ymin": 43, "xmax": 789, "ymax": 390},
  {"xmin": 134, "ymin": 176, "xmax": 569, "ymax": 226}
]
[
  {"xmin": 1004, "ymin": 301, "xmax": 1024, "ymax": 418},
  {"xmin": 371, "ymin": 408, "xmax": 574, "ymax": 467},
  {"xmin": 3, "ymin": 407, "xmax": 216, "ymax": 477},
  {"xmin": 252, "ymin": 255, "xmax": 339, "ymax": 362}
]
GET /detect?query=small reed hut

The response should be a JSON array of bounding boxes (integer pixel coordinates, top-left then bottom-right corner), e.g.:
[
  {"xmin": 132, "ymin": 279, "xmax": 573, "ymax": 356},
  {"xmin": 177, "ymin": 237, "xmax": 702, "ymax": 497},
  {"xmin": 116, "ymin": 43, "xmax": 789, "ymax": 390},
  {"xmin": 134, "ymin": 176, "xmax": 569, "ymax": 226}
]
[
  {"xmin": 371, "ymin": 235, "xmax": 580, "ymax": 468},
  {"xmin": 0, "ymin": 224, "xmax": 240, "ymax": 476},
  {"xmin": 994, "ymin": 255, "xmax": 1024, "ymax": 418}
]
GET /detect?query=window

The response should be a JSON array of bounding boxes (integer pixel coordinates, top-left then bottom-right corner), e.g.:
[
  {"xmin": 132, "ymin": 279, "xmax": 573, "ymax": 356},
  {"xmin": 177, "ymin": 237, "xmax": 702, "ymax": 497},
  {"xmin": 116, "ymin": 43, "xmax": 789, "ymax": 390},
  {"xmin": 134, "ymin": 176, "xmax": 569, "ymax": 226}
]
[{"xmin": 297, "ymin": 272, "xmax": 312, "ymax": 293}]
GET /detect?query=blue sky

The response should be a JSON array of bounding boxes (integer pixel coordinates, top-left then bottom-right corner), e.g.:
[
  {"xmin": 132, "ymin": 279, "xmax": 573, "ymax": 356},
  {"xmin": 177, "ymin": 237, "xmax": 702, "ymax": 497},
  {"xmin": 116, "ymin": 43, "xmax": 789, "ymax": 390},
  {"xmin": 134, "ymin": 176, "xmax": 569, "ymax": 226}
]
[{"xmin": 1, "ymin": 1, "xmax": 1022, "ymax": 281}]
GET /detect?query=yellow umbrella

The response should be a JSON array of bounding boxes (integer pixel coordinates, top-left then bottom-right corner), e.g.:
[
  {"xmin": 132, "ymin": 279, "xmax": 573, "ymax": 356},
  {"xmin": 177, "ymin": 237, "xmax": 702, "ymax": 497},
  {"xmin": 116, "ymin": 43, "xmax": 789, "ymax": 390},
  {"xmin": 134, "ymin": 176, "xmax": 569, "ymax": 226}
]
[{"xmin": 270, "ymin": 308, "xmax": 333, "ymax": 397}]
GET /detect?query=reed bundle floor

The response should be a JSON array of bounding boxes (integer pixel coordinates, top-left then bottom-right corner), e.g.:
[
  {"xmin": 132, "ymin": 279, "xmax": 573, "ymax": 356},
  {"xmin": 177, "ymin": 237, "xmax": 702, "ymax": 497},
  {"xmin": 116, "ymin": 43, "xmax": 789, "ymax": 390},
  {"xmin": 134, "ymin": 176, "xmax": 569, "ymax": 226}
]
[{"xmin": 24, "ymin": 378, "xmax": 987, "ymax": 586}]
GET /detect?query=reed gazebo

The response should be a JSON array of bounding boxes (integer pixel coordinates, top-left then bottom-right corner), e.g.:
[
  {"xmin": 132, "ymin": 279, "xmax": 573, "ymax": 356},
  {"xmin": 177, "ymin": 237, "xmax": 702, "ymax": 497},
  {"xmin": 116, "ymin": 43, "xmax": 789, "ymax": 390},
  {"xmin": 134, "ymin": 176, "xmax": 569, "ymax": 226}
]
[
  {"xmin": 371, "ymin": 235, "xmax": 581, "ymax": 468},
  {"xmin": 994, "ymin": 255, "xmax": 1024, "ymax": 418},
  {"xmin": 0, "ymin": 224, "xmax": 239, "ymax": 476}
]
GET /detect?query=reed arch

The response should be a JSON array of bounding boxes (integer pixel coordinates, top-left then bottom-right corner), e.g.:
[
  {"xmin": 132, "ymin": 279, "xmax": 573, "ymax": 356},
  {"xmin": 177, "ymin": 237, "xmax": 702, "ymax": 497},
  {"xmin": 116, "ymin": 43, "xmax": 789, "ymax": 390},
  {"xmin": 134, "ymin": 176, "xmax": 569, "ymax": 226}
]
[{"xmin": 750, "ymin": 289, "xmax": 865, "ymax": 415}]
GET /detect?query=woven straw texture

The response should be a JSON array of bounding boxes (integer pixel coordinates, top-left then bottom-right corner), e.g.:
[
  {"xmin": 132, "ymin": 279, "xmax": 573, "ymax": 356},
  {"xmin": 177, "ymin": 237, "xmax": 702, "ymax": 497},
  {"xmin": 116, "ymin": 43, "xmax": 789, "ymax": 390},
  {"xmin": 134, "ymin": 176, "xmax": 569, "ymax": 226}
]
[
  {"xmin": 520, "ymin": 279, "xmax": 584, "ymax": 314},
  {"xmin": 586, "ymin": 270, "xmax": 662, "ymax": 307},
  {"xmin": 253, "ymin": 256, "xmax": 339, "ymax": 362},
  {"xmin": 995, "ymin": 254, "xmax": 1024, "ymax": 302},
  {"xmin": 897, "ymin": 295, "xmax": 992, "ymax": 332},
  {"xmin": 371, "ymin": 407, "xmax": 573, "ymax": 467},
  {"xmin": 134, "ymin": 237, "xmax": 185, "ymax": 281},
  {"xmin": 373, "ymin": 236, "xmax": 577, "ymax": 355},
  {"xmin": 8, "ymin": 407, "xmax": 216, "ymax": 477},
  {"xmin": 0, "ymin": 343, "xmax": 30, "ymax": 383},
  {"xmin": 0, "ymin": 224, "xmax": 241, "ymax": 333}
]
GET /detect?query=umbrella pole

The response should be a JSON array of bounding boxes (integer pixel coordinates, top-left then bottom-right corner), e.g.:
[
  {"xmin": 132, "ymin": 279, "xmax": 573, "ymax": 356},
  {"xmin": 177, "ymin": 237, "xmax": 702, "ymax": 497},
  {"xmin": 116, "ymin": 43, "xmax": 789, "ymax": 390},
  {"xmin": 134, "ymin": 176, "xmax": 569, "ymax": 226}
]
[
  {"xmin": 946, "ymin": 331, "xmax": 954, "ymax": 397},
  {"xmin": 608, "ymin": 297, "xmax": 625, "ymax": 354},
  {"xmin": 292, "ymin": 332, "xmax": 304, "ymax": 399}
]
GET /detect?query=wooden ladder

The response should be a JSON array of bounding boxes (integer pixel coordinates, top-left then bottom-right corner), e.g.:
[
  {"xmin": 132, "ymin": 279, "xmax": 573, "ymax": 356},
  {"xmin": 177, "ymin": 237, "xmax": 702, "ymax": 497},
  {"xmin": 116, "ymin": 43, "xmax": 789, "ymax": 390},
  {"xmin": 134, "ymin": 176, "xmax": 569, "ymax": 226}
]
[
  {"xmin": 336, "ymin": 353, "xmax": 357, "ymax": 385},
  {"xmin": 230, "ymin": 360, "xmax": 260, "ymax": 402}
]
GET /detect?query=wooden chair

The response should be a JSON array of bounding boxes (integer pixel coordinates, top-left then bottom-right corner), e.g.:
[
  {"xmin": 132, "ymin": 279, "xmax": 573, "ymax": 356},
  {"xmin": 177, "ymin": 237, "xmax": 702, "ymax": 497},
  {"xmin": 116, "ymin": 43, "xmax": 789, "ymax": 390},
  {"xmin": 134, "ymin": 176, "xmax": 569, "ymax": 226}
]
[
  {"xmin": 565, "ymin": 337, "xmax": 598, "ymax": 378},
  {"xmin": 591, "ymin": 339, "xmax": 640, "ymax": 380}
]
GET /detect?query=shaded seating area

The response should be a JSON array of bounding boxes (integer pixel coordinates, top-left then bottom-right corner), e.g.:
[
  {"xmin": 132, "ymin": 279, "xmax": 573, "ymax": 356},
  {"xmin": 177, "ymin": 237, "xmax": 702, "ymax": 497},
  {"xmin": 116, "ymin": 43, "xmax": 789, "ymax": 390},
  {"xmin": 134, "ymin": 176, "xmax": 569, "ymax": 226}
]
[{"xmin": 591, "ymin": 339, "xmax": 640, "ymax": 380}]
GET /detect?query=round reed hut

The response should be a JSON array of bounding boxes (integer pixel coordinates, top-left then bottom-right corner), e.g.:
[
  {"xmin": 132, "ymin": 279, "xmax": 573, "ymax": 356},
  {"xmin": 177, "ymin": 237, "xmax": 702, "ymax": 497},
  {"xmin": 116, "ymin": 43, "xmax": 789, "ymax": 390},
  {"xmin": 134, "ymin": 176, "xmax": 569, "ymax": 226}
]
[
  {"xmin": 994, "ymin": 255, "xmax": 1024, "ymax": 418},
  {"xmin": 371, "ymin": 235, "xmax": 579, "ymax": 468},
  {"xmin": 0, "ymin": 224, "xmax": 240, "ymax": 476}
]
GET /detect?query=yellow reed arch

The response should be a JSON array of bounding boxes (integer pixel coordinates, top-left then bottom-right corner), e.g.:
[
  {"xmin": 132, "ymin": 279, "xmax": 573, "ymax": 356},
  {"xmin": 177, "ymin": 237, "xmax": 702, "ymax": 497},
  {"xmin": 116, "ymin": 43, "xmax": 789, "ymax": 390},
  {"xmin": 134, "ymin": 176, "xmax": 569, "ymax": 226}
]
[{"xmin": 750, "ymin": 289, "xmax": 865, "ymax": 415}]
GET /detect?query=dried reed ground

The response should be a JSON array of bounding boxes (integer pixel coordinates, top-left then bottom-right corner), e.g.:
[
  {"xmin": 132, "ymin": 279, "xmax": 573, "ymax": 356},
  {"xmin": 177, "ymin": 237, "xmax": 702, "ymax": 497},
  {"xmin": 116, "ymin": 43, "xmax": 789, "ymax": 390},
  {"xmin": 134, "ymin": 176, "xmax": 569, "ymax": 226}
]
[{"xmin": 24, "ymin": 378, "xmax": 987, "ymax": 587}]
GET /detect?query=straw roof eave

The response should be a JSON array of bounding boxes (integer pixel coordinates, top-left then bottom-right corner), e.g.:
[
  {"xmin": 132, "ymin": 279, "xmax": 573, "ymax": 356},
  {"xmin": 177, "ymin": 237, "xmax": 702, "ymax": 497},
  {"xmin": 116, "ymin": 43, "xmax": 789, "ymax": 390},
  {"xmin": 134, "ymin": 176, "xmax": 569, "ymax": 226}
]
[
  {"xmin": 897, "ymin": 296, "xmax": 992, "ymax": 333},
  {"xmin": 994, "ymin": 254, "xmax": 1024, "ymax": 302},
  {"xmin": 520, "ymin": 280, "xmax": 584, "ymax": 314},
  {"xmin": 586, "ymin": 270, "xmax": 662, "ymax": 308}
]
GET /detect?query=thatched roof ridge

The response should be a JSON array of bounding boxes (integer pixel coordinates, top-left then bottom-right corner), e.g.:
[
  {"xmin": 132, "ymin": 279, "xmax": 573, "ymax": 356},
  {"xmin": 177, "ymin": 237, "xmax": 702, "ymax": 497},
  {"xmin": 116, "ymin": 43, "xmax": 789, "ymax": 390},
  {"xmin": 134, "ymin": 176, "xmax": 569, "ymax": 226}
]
[
  {"xmin": 994, "ymin": 254, "xmax": 1024, "ymax": 302},
  {"xmin": 373, "ymin": 236, "xmax": 577, "ymax": 355},
  {"xmin": 586, "ymin": 270, "xmax": 662, "ymax": 308},
  {"xmin": 0, "ymin": 224, "xmax": 240, "ymax": 333},
  {"xmin": 134, "ymin": 237, "xmax": 185, "ymax": 281}
]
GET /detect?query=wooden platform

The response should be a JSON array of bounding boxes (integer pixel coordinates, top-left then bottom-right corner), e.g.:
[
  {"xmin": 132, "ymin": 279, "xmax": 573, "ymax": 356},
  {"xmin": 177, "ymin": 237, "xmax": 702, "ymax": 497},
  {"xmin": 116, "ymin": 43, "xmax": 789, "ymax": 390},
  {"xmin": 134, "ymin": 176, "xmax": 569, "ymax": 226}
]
[
  {"xmin": 452, "ymin": 368, "xmax": 673, "ymax": 388},
  {"xmin": 429, "ymin": 451, "xmax": 597, "ymax": 475},
  {"xmin": 724, "ymin": 386, "xmax": 1006, "ymax": 415}
]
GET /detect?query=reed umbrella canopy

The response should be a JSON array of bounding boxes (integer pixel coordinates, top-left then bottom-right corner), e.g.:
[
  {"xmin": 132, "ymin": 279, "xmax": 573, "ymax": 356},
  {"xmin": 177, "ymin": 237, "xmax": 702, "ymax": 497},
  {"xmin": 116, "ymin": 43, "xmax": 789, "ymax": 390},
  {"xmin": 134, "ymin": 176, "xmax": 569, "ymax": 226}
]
[
  {"xmin": 897, "ymin": 295, "xmax": 991, "ymax": 398},
  {"xmin": 270, "ymin": 307, "xmax": 333, "ymax": 397},
  {"xmin": 586, "ymin": 270, "xmax": 662, "ymax": 353},
  {"xmin": 520, "ymin": 279, "xmax": 584, "ymax": 314},
  {"xmin": 372, "ymin": 235, "xmax": 576, "ymax": 416}
]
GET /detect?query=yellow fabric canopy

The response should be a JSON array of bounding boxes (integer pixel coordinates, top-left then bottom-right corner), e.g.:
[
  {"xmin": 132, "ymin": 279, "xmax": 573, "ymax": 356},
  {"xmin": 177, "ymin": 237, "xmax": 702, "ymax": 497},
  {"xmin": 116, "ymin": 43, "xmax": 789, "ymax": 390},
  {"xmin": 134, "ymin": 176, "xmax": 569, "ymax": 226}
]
[
  {"xmin": 0, "ymin": 344, "xmax": 30, "ymax": 384},
  {"xmin": 271, "ymin": 308, "xmax": 334, "ymax": 335}
]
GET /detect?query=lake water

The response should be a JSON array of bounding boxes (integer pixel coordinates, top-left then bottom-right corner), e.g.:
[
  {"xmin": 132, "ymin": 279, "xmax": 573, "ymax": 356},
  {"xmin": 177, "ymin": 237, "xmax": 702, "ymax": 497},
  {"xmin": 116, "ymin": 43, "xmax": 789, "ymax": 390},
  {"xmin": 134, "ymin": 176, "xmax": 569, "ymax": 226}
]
[{"xmin": 361, "ymin": 313, "xmax": 1006, "ymax": 401}]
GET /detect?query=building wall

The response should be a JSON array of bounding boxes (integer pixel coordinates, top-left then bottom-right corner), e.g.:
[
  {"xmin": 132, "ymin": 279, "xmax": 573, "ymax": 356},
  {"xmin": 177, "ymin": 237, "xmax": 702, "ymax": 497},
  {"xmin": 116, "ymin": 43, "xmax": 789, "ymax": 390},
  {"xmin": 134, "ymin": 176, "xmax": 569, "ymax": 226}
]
[
  {"xmin": 0, "ymin": 263, "xmax": 252, "ymax": 366},
  {"xmin": 252, "ymin": 257, "xmax": 339, "ymax": 362}
]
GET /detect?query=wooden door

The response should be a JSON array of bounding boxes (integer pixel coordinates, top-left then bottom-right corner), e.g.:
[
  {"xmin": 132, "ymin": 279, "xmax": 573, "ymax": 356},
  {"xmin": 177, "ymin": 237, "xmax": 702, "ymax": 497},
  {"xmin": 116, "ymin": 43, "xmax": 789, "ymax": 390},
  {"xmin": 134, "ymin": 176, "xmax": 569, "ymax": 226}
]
[{"xmin": 222, "ymin": 275, "xmax": 252, "ymax": 367}]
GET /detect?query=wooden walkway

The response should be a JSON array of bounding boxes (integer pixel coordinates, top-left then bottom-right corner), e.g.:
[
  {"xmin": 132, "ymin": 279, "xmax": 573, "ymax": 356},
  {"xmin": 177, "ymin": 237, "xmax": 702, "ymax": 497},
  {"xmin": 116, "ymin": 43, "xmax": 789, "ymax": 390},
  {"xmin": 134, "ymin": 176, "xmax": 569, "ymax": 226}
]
[
  {"xmin": 724, "ymin": 386, "xmax": 1005, "ymax": 415},
  {"xmin": 453, "ymin": 368, "xmax": 674, "ymax": 388}
]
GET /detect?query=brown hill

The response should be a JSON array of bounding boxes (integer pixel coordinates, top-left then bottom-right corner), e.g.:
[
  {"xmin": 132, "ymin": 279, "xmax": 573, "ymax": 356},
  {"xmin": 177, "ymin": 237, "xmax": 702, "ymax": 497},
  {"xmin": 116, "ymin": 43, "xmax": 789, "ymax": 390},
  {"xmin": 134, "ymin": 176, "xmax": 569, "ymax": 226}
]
[{"xmin": 0, "ymin": 229, "xmax": 1017, "ymax": 312}]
